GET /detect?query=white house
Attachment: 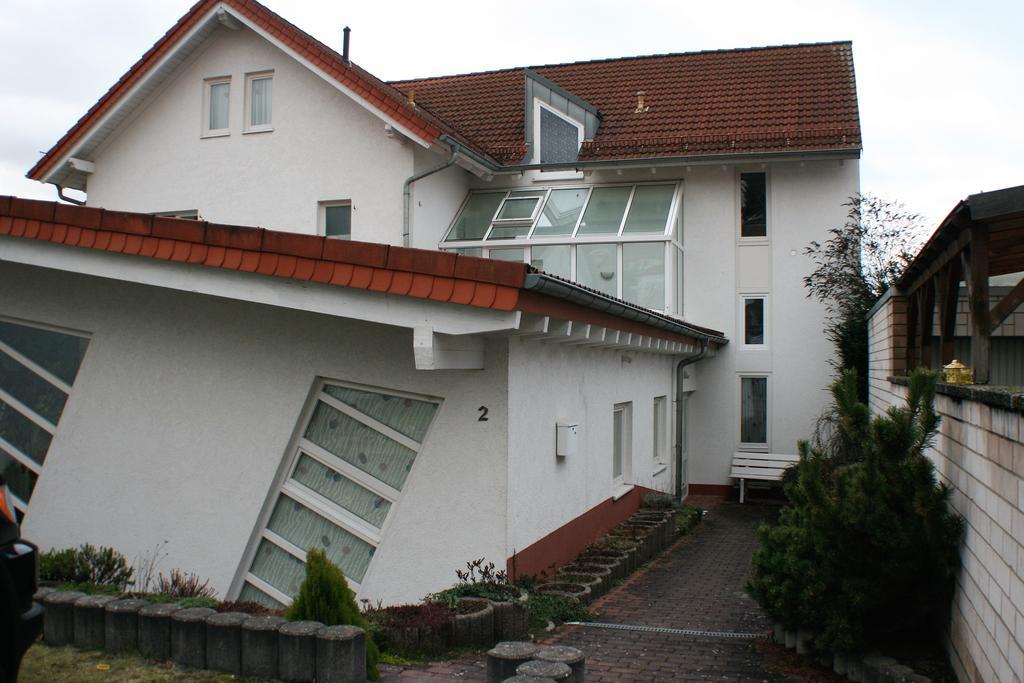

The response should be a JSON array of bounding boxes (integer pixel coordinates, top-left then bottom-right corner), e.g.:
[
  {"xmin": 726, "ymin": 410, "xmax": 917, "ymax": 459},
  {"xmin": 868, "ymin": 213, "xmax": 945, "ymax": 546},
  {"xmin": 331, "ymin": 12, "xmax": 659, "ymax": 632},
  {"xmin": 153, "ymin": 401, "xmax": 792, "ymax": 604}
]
[{"xmin": 2, "ymin": 0, "xmax": 860, "ymax": 605}]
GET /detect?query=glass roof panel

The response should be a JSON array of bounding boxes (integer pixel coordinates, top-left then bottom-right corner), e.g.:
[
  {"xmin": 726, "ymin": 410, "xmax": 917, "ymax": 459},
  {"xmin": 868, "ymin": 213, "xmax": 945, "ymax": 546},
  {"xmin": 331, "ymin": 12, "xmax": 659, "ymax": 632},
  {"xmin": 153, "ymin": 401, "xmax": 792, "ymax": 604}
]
[
  {"xmin": 577, "ymin": 186, "xmax": 631, "ymax": 235},
  {"xmin": 445, "ymin": 192, "xmax": 505, "ymax": 241},
  {"xmin": 533, "ymin": 188, "xmax": 587, "ymax": 237},
  {"xmin": 622, "ymin": 185, "xmax": 675, "ymax": 234}
]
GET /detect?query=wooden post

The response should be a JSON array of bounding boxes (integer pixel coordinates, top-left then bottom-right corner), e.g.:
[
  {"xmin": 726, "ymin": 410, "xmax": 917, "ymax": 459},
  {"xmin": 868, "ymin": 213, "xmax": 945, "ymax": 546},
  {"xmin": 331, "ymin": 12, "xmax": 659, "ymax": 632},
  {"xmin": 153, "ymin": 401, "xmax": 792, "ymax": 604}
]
[
  {"xmin": 919, "ymin": 280, "xmax": 936, "ymax": 368},
  {"xmin": 968, "ymin": 225, "xmax": 990, "ymax": 383},
  {"xmin": 936, "ymin": 258, "xmax": 962, "ymax": 364},
  {"xmin": 906, "ymin": 292, "xmax": 918, "ymax": 371}
]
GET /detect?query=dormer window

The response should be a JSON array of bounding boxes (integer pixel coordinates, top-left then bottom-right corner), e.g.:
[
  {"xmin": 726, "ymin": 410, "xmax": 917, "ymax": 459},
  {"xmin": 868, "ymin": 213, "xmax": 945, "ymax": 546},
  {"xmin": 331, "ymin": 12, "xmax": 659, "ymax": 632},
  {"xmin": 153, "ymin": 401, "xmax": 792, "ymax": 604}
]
[{"xmin": 534, "ymin": 101, "xmax": 583, "ymax": 164}]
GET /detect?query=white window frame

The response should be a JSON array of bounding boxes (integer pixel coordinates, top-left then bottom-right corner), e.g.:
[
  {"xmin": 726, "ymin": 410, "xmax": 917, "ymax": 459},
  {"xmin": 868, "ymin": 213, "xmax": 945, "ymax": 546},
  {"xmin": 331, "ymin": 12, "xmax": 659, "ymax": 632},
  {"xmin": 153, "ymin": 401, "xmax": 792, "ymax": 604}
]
[
  {"xmin": 653, "ymin": 396, "xmax": 668, "ymax": 466},
  {"xmin": 740, "ymin": 294, "xmax": 768, "ymax": 349},
  {"xmin": 153, "ymin": 210, "xmax": 200, "ymax": 220},
  {"xmin": 0, "ymin": 315, "xmax": 90, "ymax": 517},
  {"xmin": 233, "ymin": 378, "xmax": 441, "ymax": 606},
  {"xmin": 202, "ymin": 76, "xmax": 231, "ymax": 137},
  {"xmin": 612, "ymin": 402, "xmax": 633, "ymax": 492},
  {"xmin": 319, "ymin": 200, "xmax": 352, "ymax": 240},
  {"xmin": 738, "ymin": 374, "xmax": 770, "ymax": 452},
  {"xmin": 737, "ymin": 169, "xmax": 770, "ymax": 244},
  {"xmin": 532, "ymin": 99, "xmax": 584, "ymax": 164},
  {"xmin": 244, "ymin": 71, "xmax": 274, "ymax": 134}
]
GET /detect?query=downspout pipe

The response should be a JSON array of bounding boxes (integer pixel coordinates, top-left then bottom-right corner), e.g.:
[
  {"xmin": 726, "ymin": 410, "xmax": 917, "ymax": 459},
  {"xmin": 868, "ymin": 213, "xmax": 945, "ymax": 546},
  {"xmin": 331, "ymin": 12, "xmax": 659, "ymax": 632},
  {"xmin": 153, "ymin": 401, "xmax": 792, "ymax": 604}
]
[
  {"xmin": 55, "ymin": 185, "xmax": 86, "ymax": 206},
  {"xmin": 674, "ymin": 339, "xmax": 708, "ymax": 502},
  {"xmin": 402, "ymin": 144, "xmax": 461, "ymax": 247}
]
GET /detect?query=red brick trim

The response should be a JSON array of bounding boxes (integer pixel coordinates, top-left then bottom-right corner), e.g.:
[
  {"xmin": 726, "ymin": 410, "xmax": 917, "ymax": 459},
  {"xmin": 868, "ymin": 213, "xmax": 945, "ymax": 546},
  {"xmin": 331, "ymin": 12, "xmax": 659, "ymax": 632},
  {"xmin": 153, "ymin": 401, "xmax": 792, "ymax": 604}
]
[
  {"xmin": 686, "ymin": 484, "xmax": 732, "ymax": 499},
  {"xmin": 507, "ymin": 486, "xmax": 657, "ymax": 580}
]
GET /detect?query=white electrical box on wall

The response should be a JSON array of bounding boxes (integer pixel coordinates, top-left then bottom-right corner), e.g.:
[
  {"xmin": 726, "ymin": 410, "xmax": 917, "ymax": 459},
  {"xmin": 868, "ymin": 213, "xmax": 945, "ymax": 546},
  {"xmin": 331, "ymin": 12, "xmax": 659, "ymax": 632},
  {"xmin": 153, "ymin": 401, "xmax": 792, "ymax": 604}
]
[{"xmin": 556, "ymin": 423, "xmax": 578, "ymax": 458}]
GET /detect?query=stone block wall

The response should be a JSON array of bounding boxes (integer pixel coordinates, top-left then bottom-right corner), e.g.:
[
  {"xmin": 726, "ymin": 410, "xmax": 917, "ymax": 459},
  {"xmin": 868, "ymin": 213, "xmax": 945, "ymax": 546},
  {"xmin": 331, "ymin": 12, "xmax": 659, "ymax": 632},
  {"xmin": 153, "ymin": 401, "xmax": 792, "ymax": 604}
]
[{"xmin": 869, "ymin": 293, "xmax": 1024, "ymax": 683}]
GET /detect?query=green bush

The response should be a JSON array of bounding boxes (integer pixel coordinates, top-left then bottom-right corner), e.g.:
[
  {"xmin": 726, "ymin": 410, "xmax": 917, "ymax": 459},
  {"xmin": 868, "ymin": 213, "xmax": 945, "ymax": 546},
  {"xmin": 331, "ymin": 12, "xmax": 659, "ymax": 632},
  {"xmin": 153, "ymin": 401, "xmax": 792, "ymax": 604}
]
[
  {"xmin": 641, "ymin": 493, "xmax": 676, "ymax": 509},
  {"xmin": 526, "ymin": 591, "xmax": 591, "ymax": 633},
  {"xmin": 287, "ymin": 549, "xmax": 379, "ymax": 680},
  {"xmin": 748, "ymin": 369, "xmax": 963, "ymax": 654},
  {"xmin": 40, "ymin": 544, "xmax": 134, "ymax": 591}
]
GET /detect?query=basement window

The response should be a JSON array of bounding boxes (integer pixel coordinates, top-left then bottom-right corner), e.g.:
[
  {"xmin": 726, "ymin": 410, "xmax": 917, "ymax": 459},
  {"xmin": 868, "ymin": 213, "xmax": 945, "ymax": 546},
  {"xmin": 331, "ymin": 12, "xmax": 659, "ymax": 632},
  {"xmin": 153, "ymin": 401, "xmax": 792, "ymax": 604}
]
[
  {"xmin": 0, "ymin": 318, "xmax": 90, "ymax": 519},
  {"xmin": 203, "ymin": 77, "xmax": 231, "ymax": 136},
  {"xmin": 237, "ymin": 380, "xmax": 440, "ymax": 607}
]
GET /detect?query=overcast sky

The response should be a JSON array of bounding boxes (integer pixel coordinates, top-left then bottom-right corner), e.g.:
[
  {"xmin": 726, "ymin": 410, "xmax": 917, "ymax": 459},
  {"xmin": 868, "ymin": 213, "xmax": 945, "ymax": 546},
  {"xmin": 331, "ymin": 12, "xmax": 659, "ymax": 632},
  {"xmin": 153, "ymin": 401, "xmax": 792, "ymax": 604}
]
[{"xmin": 2, "ymin": 0, "xmax": 1021, "ymax": 228}]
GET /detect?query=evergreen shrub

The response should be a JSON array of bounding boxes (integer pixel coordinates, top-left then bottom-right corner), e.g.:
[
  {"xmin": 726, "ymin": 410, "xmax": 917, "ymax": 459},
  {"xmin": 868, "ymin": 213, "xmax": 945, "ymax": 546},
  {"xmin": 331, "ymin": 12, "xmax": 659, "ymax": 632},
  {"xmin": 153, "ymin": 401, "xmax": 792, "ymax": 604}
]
[
  {"xmin": 748, "ymin": 369, "xmax": 963, "ymax": 653},
  {"xmin": 287, "ymin": 549, "xmax": 379, "ymax": 680}
]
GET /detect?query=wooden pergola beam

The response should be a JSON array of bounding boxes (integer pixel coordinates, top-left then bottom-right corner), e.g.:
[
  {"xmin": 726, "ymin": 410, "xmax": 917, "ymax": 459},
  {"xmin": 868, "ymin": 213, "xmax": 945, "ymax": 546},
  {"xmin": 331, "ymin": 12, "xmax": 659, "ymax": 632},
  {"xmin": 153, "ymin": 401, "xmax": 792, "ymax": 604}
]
[
  {"xmin": 968, "ymin": 225, "xmax": 991, "ymax": 383},
  {"xmin": 990, "ymin": 275, "xmax": 1024, "ymax": 332}
]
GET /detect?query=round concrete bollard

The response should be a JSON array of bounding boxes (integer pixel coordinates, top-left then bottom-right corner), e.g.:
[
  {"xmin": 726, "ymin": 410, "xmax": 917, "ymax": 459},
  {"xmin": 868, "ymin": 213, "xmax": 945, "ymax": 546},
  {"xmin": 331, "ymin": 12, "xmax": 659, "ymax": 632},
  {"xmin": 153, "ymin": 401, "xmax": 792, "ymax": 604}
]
[
  {"xmin": 43, "ymin": 590, "xmax": 87, "ymax": 646},
  {"xmin": 138, "ymin": 603, "xmax": 180, "ymax": 661},
  {"xmin": 278, "ymin": 620, "xmax": 323, "ymax": 683},
  {"xmin": 104, "ymin": 598, "xmax": 148, "ymax": 653},
  {"xmin": 316, "ymin": 624, "xmax": 366, "ymax": 683},
  {"xmin": 516, "ymin": 659, "xmax": 572, "ymax": 680},
  {"xmin": 205, "ymin": 611, "xmax": 248, "ymax": 675},
  {"xmin": 171, "ymin": 607, "xmax": 216, "ymax": 669},
  {"xmin": 34, "ymin": 586, "xmax": 56, "ymax": 601},
  {"xmin": 862, "ymin": 654, "xmax": 898, "ymax": 683},
  {"xmin": 884, "ymin": 664, "xmax": 916, "ymax": 683},
  {"xmin": 242, "ymin": 615, "xmax": 286, "ymax": 678},
  {"xmin": 487, "ymin": 641, "xmax": 539, "ymax": 682},
  {"xmin": 503, "ymin": 676, "xmax": 557, "ymax": 682},
  {"xmin": 74, "ymin": 594, "xmax": 117, "ymax": 649},
  {"xmin": 534, "ymin": 645, "xmax": 585, "ymax": 683},
  {"xmin": 453, "ymin": 598, "xmax": 496, "ymax": 648}
]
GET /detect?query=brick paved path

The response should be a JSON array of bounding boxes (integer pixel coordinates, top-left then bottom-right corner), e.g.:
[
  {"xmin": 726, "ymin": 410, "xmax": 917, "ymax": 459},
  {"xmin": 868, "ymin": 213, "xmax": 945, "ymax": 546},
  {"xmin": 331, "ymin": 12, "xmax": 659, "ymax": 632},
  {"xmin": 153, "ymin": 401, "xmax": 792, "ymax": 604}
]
[{"xmin": 380, "ymin": 501, "xmax": 839, "ymax": 682}]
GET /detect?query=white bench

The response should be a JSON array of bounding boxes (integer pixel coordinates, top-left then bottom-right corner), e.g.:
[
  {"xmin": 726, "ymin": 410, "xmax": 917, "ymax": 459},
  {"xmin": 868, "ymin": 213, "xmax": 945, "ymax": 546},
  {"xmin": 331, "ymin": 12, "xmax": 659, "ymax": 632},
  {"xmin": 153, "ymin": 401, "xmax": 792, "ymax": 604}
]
[{"xmin": 731, "ymin": 452, "xmax": 800, "ymax": 503}]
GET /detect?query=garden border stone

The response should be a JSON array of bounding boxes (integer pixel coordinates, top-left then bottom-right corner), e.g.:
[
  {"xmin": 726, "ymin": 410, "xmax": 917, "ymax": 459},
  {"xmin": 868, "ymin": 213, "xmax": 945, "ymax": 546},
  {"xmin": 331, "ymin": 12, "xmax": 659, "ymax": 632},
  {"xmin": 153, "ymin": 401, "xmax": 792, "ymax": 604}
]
[
  {"xmin": 453, "ymin": 598, "xmax": 495, "ymax": 648},
  {"xmin": 278, "ymin": 619, "xmax": 323, "ymax": 682},
  {"xmin": 170, "ymin": 606, "xmax": 216, "ymax": 669},
  {"xmin": 487, "ymin": 640, "xmax": 539, "ymax": 682},
  {"xmin": 42, "ymin": 590, "xmax": 86, "ymax": 646},
  {"xmin": 104, "ymin": 598, "xmax": 147, "ymax": 653},
  {"xmin": 242, "ymin": 615, "xmax": 286, "ymax": 678},
  {"xmin": 74, "ymin": 594, "xmax": 116, "ymax": 649},
  {"xmin": 205, "ymin": 611, "xmax": 248, "ymax": 674},
  {"xmin": 138, "ymin": 602, "xmax": 180, "ymax": 660},
  {"xmin": 316, "ymin": 624, "xmax": 366, "ymax": 683}
]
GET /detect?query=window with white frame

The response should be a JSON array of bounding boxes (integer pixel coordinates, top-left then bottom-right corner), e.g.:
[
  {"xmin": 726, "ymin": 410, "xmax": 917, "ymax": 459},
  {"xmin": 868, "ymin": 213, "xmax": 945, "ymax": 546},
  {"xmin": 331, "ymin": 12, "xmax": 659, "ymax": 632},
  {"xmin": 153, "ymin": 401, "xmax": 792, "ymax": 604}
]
[
  {"xmin": 653, "ymin": 396, "xmax": 667, "ymax": 464},
  {"xmin": 613, "ymin": 402, "xmax": 632, "ymax": 486},
  {"xmin": 203, "ymin": 77, "xmax": 231, "ymax": 136},
  {"xmin": 319, "ymin": 201, "xmax": 351, "ymax": 239},
  {"xmin": 246, "ymin": 72, "xmax": 273, "ymax": 132},
  {"xmin": 237, "ymin": 380, "xmax": 439, "ymax": 607},
  {"xmin": 740, "ymin": 172, "xmax": 767, "ymax": 238},
  {"xmin": 742, "ymin": 296, "xmax": 766, "ymax": 346},
  {"xmin": 153, "ymin": 210, "xmax": 200, "ymax": 220},
  {"xmin": 443, "ymin": 183, "xmax": 683, "ymax": 314},
  {"xmin": 0, "ymin": 319, "xmax": 89, "ymax": 520},
  {"xmin": 535, "ymin": 101, "xmax": 584, "ymax": 164},
  {"xmin": 739, "ymin": 376, "xmax": 768, "ymax": 449}
]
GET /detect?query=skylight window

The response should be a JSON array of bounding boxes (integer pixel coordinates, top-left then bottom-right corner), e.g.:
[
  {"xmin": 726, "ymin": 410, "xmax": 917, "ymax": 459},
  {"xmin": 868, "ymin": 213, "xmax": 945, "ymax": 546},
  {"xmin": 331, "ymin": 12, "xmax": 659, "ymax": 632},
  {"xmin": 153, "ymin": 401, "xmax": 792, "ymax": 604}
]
[{"xmin": 538, "ymin": 105, "xmax": 583, "ymax": 163}]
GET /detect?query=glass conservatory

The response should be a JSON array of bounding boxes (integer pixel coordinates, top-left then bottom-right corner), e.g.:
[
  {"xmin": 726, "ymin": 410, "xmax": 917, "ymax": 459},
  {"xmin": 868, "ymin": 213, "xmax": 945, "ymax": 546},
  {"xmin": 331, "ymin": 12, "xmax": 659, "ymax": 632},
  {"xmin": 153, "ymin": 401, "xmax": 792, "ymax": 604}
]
[{"xmin": 442, "ymin": 182, "xmax": 684, "ymax": 316}]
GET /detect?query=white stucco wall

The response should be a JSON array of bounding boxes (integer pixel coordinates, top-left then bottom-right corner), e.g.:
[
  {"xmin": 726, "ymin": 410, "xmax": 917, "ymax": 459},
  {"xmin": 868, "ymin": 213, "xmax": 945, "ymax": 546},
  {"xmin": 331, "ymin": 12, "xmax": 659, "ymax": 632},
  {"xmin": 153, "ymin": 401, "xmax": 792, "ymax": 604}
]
[
  {"xmin": 85, "ymin": 24, "xmax": 420, "ymax": 245},
  {"xmin": 469, "ymin": 159, "xmax": 858, "ymax": 488},
  {"xmin": 506, "ymin": 338, "xmax": 677, "ymax": 554},
  {"xmin": 2, "ymin": 260, "xmax": 508, "ymax": 605}
]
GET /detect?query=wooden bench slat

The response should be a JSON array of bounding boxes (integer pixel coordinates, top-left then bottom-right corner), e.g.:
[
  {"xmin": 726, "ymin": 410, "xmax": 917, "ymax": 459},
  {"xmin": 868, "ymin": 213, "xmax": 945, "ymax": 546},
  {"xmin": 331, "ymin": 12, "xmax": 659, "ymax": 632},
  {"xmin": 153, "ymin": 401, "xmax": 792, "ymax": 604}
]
[
  {"xmin": 730, "ymin": 467, "xmax": 787, "ymax": 480},
  {"xmin": 730, "ymin": 452, "xmax": 799, "ymax": 502},
  {"xmin": 732, "ymin": 458, "xmax": 799, "ymax": 468}
]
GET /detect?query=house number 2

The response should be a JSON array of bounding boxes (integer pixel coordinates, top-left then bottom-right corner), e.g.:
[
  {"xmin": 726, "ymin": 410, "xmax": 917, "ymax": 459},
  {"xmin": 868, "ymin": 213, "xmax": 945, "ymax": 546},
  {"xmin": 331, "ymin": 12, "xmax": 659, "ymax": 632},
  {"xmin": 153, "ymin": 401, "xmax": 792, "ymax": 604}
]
[{"xmin": 478, "ymin": 406, "xmax": 489, "ymax": 421}]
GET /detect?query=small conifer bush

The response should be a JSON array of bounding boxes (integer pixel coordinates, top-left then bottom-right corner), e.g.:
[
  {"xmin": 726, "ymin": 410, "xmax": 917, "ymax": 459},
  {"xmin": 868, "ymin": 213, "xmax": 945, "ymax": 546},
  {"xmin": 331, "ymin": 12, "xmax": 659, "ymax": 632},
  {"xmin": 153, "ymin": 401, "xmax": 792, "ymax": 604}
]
[
  {"xmin": 749, "ymin": 368, "xmax": 963, "ymax": 654},
  {"xmin": 287, "ymin": 549, "xmax": 379, "ymax": 680}
]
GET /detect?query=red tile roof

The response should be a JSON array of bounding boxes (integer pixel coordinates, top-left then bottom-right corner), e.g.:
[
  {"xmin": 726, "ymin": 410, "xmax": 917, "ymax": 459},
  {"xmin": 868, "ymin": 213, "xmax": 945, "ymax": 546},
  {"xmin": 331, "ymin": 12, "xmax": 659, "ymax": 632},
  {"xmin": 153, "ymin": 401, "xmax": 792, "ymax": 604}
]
[
  {"xmin": 27, "ymin": 0, "xmax": 492, "ymax": 183},
  {"xmin": 0, "ymin": 196, "xmax": 720, "ymax": 345},
  {"xmin": 29, "ymin": 0, "xmax": 859, "ymax": 180},
  {"xmin": 393, "ymin": 42, "xmax": 861, "ymax": 163}
]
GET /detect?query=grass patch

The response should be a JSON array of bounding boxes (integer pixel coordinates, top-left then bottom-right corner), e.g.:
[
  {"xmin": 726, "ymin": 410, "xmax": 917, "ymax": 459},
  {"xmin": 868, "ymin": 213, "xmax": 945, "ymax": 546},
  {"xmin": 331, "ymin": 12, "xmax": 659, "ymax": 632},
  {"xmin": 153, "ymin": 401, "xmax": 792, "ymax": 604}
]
[{"xmin": 19, "ymin": 642, "xmax": 274, "ymax": 682}]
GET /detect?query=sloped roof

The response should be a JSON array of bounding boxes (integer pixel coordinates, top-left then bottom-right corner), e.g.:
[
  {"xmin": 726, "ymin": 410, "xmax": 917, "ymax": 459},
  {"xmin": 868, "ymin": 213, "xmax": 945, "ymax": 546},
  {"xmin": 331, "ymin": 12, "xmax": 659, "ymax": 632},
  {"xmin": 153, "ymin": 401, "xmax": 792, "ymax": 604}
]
[
  {"xmin": 29, "ymin": 0, "xmax": 860, "ymax": 182},
  {"xmin": 0, "ymin": 196, "xmax": 725, "ymax": 345},
  {"xmin": 392, "ymin": 42, "xmax": 861, "ymax": 163}
]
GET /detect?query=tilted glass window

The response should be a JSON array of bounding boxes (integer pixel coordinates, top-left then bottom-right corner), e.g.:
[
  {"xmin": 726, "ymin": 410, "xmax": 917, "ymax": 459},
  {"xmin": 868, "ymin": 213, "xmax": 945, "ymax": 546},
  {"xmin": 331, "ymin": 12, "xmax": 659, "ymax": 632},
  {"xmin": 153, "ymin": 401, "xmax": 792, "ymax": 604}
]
[
  {"xmin": 622, "ymin": 185, "xmax": 675, "ymax": 234},
  {"xmin": 0, "ymin": 319, "xmax": 89, "ymax": 517},
  {"xmin": 539, "ymin": 107, "xmax": 582, "ymax": 163},
  {"xmin": 239, "ymin": 380, "xmax": 439, "ymax": 606},
  {"xmin": 446, "ymin": 192, "xmax": 505, "ymax": 241},
  {"xmin": 534, "ymin": 188, "xmax": 586, "ymax": 237},
  {"xmin": 577, "ymin": 187, "xmax": 631, "ymax": 235},
  {"xmin": 489, "ymin": 191, "xmax": 546, "ymax": 240}
]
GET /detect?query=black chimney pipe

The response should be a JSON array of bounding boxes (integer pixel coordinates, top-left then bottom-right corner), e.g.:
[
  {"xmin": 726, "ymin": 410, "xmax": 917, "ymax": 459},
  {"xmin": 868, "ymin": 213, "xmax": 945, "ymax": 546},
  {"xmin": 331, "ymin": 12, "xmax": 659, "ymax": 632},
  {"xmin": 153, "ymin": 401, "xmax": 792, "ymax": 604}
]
[{"xmin": 342, "ymin": 26, "xmax": 350, "ymax": 64}]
